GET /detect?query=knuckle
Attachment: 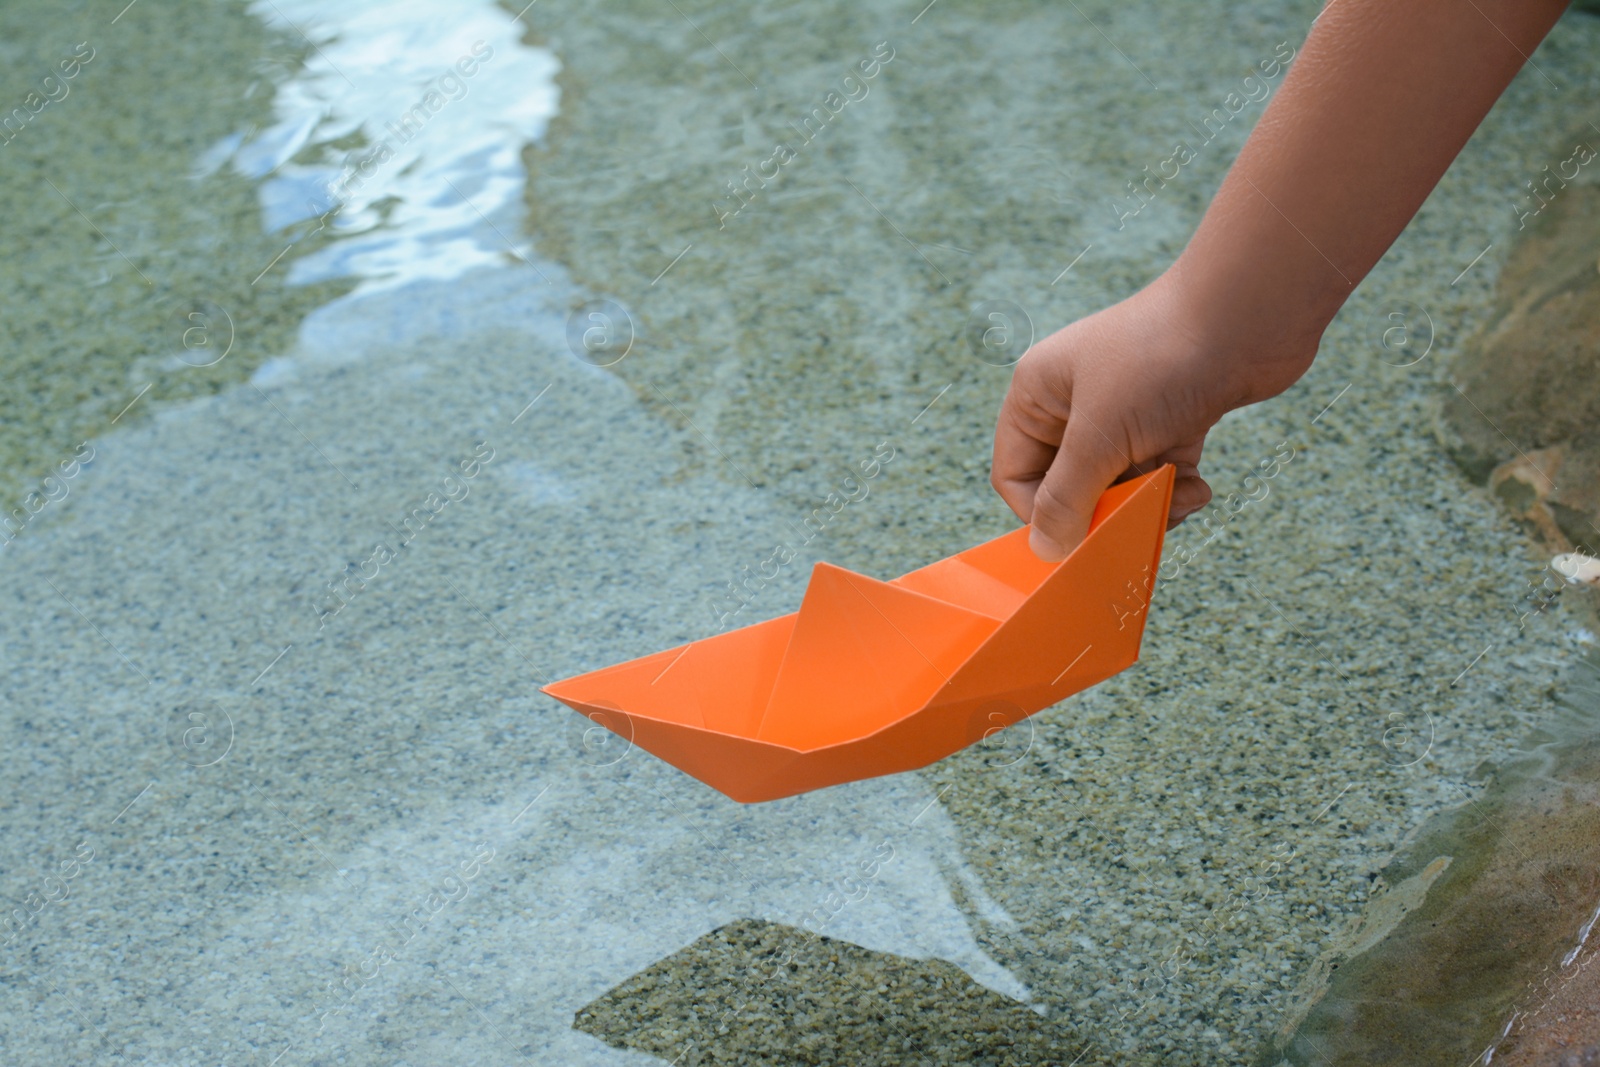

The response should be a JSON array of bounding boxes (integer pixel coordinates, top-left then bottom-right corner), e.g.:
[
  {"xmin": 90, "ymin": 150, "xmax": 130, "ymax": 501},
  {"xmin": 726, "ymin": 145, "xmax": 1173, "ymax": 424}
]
[{"xmin": 1030, "ymin": 478, "xmax": 1073, "ymax": 525}]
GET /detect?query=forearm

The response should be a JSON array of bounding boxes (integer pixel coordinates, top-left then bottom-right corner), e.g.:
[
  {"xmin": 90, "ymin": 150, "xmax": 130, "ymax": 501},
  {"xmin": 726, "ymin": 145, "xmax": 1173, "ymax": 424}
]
[{"xmin": 1168, "ymin": 0, "xmax": 1571, "ymax": 400}]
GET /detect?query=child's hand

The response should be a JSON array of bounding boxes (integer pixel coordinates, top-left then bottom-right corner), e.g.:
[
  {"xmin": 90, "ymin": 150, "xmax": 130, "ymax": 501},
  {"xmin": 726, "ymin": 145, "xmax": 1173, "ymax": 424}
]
[
  {"xmin": 991, "ymin": 270, "xmax": 1317, "ymax": 561},
  {"xmin": 990, "ymin": 0, "xmax": 1569, "ymax": 562}
]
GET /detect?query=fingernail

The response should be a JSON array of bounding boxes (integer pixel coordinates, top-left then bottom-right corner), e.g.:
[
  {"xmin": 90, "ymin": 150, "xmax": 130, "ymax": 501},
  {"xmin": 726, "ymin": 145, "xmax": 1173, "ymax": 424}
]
[{"xmin": 1029, "ymin": 528, "xmax": 1066, "ymax": 562}]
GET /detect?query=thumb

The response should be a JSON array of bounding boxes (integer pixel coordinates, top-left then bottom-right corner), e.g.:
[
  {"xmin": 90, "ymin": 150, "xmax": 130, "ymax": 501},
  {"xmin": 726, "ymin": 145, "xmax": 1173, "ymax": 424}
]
[{"xmin": 1026, "ymin": 413, "xmax": 1130, "ymax": 561}]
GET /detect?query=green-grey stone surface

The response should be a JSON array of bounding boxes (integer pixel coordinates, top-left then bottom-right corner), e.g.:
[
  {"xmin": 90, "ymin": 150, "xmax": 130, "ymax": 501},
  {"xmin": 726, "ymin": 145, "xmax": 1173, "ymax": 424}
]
[
  {"xmin": 575, "ymin": 919, "xmax": 1086, "ymax": 1065},
  {"xmin": 0, "ymin": 0, "xmax": 347, "ymax": 504}
]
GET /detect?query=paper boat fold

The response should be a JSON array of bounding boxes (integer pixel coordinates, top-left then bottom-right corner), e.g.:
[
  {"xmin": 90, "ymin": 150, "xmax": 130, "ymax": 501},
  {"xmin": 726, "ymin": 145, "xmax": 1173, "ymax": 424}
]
[{"xmin": 543, "ymin": 465, "xmax": 1175, "ymax": 802}]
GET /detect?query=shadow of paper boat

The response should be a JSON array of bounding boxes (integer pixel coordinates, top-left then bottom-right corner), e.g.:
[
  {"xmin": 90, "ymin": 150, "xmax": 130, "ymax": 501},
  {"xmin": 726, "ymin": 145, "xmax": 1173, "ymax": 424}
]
[{"xmin": 544, "ymin": 465, "xmax": 1175, "ymax": 802}]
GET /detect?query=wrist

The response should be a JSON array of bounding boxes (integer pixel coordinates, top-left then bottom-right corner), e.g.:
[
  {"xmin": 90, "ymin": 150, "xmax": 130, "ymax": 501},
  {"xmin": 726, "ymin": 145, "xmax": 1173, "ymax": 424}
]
[{"xmin": 1157, "ymin": 248, "xmax": 1331, "ymax": 406}]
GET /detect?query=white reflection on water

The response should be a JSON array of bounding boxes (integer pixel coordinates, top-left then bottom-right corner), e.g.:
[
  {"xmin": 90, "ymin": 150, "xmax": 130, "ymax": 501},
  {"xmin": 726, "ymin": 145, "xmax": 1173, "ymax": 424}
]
[{"xmin": 224, "ymin": 0, "xmax": 560, "ymax": 293}]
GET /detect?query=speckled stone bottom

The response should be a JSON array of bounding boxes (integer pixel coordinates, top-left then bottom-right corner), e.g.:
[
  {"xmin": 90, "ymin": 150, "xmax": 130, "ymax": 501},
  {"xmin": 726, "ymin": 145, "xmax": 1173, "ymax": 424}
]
[{"xmin": 575, "ymin": 919, "xmax": 1085, "ymax": 1066}]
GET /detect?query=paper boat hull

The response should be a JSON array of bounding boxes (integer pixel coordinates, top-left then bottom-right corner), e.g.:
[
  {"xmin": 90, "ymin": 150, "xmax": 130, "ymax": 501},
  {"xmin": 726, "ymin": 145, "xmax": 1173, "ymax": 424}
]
[{"xmin": 544, "ymin": 466, "xmax": 1174, "ymax": 802}]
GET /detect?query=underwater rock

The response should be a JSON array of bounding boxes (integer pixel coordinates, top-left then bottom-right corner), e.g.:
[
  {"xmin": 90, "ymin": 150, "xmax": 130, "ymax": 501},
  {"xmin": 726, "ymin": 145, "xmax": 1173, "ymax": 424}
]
[
  {"xmin": 1489, "ymin": 447, "xmax": 1566, "ymax": 545},
  {"xmin": 1553, "ymin": 1048, "xmax": 1600, "ymax": 1067},
  {"xmin": 573, "ymin": 918, "xmax": 1085, "ymax": 1065},
  {"xmin": 1264, "ymin": 660, "xmax": 1600, "ymax": 1065},
  {"xmin": 1442, "ymin": 179, "xmax": 1600, "ymax": 555},
  {"xmin": 1496, "ymin": 962, "xmax": 1600, "ymax": 1067}
]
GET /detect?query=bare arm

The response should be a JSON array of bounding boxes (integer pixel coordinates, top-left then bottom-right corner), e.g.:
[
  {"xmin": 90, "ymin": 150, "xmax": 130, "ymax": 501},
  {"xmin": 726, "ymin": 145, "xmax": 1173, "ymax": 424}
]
[{"xmin": 992, "ymin": 0, "xmax": 1572, "ymax": 560}]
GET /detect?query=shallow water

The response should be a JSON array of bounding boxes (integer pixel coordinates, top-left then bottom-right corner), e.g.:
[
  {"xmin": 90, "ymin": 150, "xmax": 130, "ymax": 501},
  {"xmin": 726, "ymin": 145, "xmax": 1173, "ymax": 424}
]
[{"xmin": 2, "ymin": 1, "xmax": 1598, "ymax": 1064}]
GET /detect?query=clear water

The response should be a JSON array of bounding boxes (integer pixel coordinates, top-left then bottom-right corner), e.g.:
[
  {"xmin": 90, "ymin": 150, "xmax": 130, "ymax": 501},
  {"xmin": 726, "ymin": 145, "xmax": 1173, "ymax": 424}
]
[{"xmin": 1, "ymin": 1, "xmax": 1597, "ymax": 1064}]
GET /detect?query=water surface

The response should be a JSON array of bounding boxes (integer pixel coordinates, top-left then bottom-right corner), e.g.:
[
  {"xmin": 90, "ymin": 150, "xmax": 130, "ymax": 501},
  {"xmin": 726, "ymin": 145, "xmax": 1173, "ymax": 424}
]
[{"xmin": 2, "ymin": 1, "xmax": 1598, "ymax": 1064}]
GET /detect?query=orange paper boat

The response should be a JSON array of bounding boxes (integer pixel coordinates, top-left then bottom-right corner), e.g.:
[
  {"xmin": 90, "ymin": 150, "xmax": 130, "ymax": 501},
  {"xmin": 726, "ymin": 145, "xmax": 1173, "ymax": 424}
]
[{"xmin": 544, "ymin": 465, "xmax": 1175, "ymax": 802}]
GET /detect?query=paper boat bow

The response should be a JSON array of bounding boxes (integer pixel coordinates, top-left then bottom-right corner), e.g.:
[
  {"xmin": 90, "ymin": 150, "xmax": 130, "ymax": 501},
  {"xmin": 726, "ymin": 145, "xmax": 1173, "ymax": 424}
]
[{"xmin": 544, "ymin": 465, "xmax": 1174, "ymax": 802}]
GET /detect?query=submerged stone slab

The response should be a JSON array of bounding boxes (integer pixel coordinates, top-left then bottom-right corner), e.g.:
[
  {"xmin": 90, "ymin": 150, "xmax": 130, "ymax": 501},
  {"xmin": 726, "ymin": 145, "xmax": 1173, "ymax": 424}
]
[
  {"xmin": 573, "ymin": 919, "xmax": 1085, "ymax": 1066},
  {"xmin": 1266, "ymin": 661, "xmax": 1600, "ymax": 1065}
]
